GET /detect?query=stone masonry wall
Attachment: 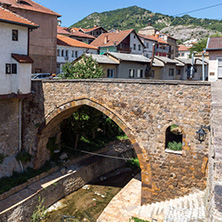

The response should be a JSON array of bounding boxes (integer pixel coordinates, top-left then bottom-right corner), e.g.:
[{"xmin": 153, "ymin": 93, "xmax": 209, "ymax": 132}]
[{"xmin": 22, "ymin": 79, "xmax": 211, "ymax": 204}]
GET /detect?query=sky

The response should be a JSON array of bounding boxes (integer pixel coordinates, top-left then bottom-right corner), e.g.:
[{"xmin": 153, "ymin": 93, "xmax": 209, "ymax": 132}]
[{"xmin": 35, "ymin": 0, "xmax": 222, "ymax": 27}]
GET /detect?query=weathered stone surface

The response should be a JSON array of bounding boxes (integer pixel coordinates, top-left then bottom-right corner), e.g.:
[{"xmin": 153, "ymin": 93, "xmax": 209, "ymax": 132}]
[
  {"xmin": 21, "ymin": 79, "xmax": 211, "ymax": 204},
  {"xmin": 0, "ymin": 156, "xmax": 21, "ymax": 178}
]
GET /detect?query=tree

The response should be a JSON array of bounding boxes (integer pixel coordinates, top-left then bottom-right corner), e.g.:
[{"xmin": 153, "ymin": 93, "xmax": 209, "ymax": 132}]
[
  {"xmin": 189, "ymin": 38, "xmax": 207, "ymax": 54},
  {"xmin": 61, "ymin": 54, "xmax": 104, "ymax": 79}
]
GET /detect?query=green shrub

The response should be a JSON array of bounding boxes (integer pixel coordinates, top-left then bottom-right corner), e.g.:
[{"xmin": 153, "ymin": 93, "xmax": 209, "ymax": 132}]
[
  {"xmin": 130, "ymin": 217, "xmax": 150, "ymax": 222},
  {"xmin": 16, "ymin": 151, "xmax": 32, "ymax": 163},
  {"xmin": 126, "ymin": 158, "xmax": 140, "ymax": 169},
  {"xmin": 31, "ymin": 196, "xmax": 47, "ymax": 222},
  {"xmin": 167, "ymin": 141, "xmax": 182, "ymax": 151}
]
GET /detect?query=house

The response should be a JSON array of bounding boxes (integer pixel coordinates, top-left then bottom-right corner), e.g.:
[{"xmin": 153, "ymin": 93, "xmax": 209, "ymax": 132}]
[
  {"xmin": 138, "ymin": 34, "xmax": 157, "ymax": 58},
  {"xmin": 138, "ymin": 25, "xmax": 178, "ymax": 59},
  {"xmin": 150, "ymin": 56, "xmax": 178, "ymax": 80},
  {"xmin": 80, "ymin": 26, "xmax": 107, "ymax": 38},
  {"xmin": 58, "ymin": 26, "xmax": 96, "ymax": 44},
  {"xmin": 90, "ymin": 29, "xmax": 145, "ymax": 55},
  {"xmin": 81, "ymin": 54, "xmax": 119, "ymax": 78},
  {"xmin": 139, "ymin": 33, "xmax": 170, "ymax": 58},
  {"xmin": 57, "ymin": 34, "xmax": 98, "ymax": 73},
  {"xmin": 0, "ymin": 6, "xmax": 38, "ymax": 95},
  {"xmin": 0, "ymin": 6, "xmax": 38, "ymax": 177},
  {"xmin": 175, "ymin": 57, "xmax": 208, "ymax": 80},
  {"xmin": 74, "ymin": 52, "xmax": 150, "ymax": 79},
  {"xmin": 205, "ymin": 37, "xmax": 222, "ymax": 81},
  {"xmin": 1, "ymin": 0, "xmax": 61, "ymax": 74},
  {"xmin": 178, "ymin": 45, "xmax": 191, "ymax": 59}
]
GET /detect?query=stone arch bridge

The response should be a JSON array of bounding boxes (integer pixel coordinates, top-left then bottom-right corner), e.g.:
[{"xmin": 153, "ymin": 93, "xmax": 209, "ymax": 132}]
[{"xmin": 23, "ymin": 79, "xmax": 211, "ymax": 205}]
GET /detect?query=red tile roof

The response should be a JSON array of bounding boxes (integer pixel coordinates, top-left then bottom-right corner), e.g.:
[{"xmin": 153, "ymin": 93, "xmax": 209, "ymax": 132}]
[
  {"xmin": 81, "ymin": 26, "xmax": 107, "ymax": 33},
  {"xmin": 207, "ymin": 37, "xmax": 222, "ymax": 49},
  {"xmin": 1, "ymin": 0, "xmax": 61, "ymax": 16},
  {"xmin": 57, "ymin": 34, "xmax": 98, "ymax": 50},
  {"xmin": 57, "ymin": 26, "xmax": 70, "ymax": 35},
  {"xmin": 0, "ymin": 6, "xmax": 38, "ymax": 28},
  {"xmin": 138, "ymin": 33, "xmax": 168, "ymax": 45},
  {"xmin": 12, "ymin": 53, "xmax": 34, "ymax": 63},
  {"xmin": 178, "ymin": 45, "xmax": 190, "ymax": 51},
  {"xmin": 90, "ymin": 29, "xmax": 135, "ymax": 47},
  {"xmin": 70, "ymin": 31, "xmax": 95, "ymax": 39}
]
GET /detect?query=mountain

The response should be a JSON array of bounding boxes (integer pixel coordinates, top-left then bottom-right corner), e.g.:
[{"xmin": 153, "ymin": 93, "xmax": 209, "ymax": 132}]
[{"xmin": 70, "ymin": 6, "xmax": 222, "ymax": 42}]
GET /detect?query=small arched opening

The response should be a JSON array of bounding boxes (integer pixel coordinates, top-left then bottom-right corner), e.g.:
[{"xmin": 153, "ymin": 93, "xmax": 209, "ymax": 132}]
[{"xmin": 165, "ymin": 124, "xmax": 183, "ymax": 151}]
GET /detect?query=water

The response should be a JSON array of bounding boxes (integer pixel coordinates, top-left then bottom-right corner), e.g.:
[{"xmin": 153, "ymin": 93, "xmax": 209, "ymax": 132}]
[{"xmin": 43, "ymin": 167, "xmax": 140, "ymax": 222}]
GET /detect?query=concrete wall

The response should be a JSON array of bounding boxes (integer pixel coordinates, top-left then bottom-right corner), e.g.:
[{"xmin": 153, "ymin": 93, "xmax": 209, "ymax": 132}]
[
  {"xmin": 160, "ymin": 64, "xmax": 177, "ymax": 80},
  {"xmin": 22, "ymin": 79, "xmax": 211, "ymax": 204},
  {"xmin": 10, "ymin": 8, "xmax": 58, "ymax": 74}
]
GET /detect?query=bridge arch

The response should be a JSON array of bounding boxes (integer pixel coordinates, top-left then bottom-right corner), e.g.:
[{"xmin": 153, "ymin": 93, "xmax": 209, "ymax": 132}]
[{"xmin": 34, "ymin": 97, "xmax": 153, "ymax": 199}]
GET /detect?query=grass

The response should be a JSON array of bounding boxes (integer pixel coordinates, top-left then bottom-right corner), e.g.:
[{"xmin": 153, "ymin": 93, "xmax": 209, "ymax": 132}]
[
  {"xmin": 167, "ymin": 141, "xmax": 182, "ymax": 151},
  {"xmin": 126, "ymin": 158, "xmax": 140, "ymax": 169}
]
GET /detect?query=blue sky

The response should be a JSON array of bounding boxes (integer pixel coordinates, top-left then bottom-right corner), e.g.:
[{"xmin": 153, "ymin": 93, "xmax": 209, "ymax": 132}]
[{"xmin": 35, "ymin": 0, "xmax": 222, "ymax": 27}]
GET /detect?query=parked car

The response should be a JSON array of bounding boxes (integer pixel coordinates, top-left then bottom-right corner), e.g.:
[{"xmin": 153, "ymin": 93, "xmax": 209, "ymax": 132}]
[{"xmin": 31, "ymin": 73, "xmax": 57, "ymax": 79}]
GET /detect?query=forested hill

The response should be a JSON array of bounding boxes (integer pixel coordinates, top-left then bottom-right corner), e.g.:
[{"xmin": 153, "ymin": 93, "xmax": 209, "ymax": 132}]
[{"xmin": 70, "ymin": 6, "xmax": 222, "ymax": 38}]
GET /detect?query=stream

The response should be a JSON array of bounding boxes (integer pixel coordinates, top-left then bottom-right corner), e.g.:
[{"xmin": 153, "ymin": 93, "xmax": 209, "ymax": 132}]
[{"xmin": 43, "ymin": 166, "xmax": 140, "ymax": 222}]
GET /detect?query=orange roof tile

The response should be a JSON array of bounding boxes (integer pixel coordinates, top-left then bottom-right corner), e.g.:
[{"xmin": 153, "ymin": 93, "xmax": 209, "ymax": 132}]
[
  {"xmin": 81, "ymin": 26, "xmax": 107, "ymax": 33},
  {"xmin": 0, "ymin": 6, "xmax": 38, "ymax": 28},
  {"xmin": 1, "ymin": 0, "xmax": 61, "ymax": 16},
  {"xmin": 12, "ymin": 53, "xmax": 34, "ymax": 63},
  {"xmin": 138, "ymin": 33, "xmax": 157, "ymax": 42},
  {"xmin": 147, "ymin": 35, "xmax": 168, "ymax": 44},
  {"xmin": 57, "ymin": 34, "xmax": 98, "ymax": 50},
  {"xmin": 57, "ymin": 26, "xmax": 70, "ymax": 35},
  {"xmin": 70, "ymin": 31, "xmax": 95, "ymax": 39},
  {"xmin": 178, "ymin": 45, "xmax": 190, "ymax": 51},
  {"xmin": 90, "ymin": 29, "xmax": 135, "ymax": 47}
]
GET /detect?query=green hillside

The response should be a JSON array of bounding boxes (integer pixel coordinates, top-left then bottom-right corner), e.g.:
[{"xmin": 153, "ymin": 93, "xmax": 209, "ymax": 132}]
[{"xmin": 70, "ymin": 5, "xmax": 222, "ymax": 33}]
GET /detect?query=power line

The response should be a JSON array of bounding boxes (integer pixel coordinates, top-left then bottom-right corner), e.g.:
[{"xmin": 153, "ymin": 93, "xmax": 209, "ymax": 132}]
[
  {"xmin": 174, "ymin": 3, "xmax": 222, "ymax": 17},
  {"xmin": 61, "ymin": 144, "xmax": 132, "ymax": 161}
]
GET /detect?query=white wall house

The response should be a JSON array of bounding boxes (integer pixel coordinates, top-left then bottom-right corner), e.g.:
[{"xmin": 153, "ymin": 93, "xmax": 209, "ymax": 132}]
[
  {"xmin": 206, "ymin": 37, "xmax": 222, "ymax": 81},
  {"xmin": 0, "ymin": 7, "xmax": 38, "ymax": 95},
  {"xmin": 130, "ymin": 32, "xmax": 145, "ymax": 55},
  {"xmin": 57, "ymin": 34, "xmax": 98, "ymax": 73}
]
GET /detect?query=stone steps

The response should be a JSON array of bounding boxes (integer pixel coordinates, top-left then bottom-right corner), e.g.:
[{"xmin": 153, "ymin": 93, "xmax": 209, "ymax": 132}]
[{"xmin": 135, "ymin": 189, "xmax": 206, "ymax": 222}]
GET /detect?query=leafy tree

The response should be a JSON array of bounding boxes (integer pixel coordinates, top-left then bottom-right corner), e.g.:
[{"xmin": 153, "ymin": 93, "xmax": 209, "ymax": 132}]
[
  {"xmin": 189, "ymin": 38, "xmax": 208, "ymax": 54},
  {"xmin": 61, "ymin": 54, "xmax": 104, "ymax": 79}
]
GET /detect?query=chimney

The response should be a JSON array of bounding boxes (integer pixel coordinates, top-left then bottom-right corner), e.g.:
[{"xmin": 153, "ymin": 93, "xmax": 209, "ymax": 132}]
[{"xmin": 104, "ymin": 35, "xmax": 108, "ymax": 44}]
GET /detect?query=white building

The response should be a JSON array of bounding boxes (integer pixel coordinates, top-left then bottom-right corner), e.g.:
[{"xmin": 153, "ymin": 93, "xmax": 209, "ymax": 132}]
[
  {"xmin": 178, "ymin": 45, "xmax": 190, "ymax": 59},
  {"xmin": 0, "ymin": 6, "xmax": 38, "ymax": 95},
  {"xmin": 57, "ymin": 34, "xmax": 98, "ymax": 73}
]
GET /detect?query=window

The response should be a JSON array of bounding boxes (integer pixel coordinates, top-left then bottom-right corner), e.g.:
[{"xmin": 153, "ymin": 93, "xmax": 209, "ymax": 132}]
[
  {"xmin": 6, "ymin": 64, "xmax": 11, "ymax": 74},
  {"xmin": 146, "ymin": 42, "xmax": 149, "ymax": 48},
  {"xmin": 57, "ymin": 49, "xmax": 60, "ymax": 56},
  {"xmin": 169, "ymin": 69, "xmax": 174, "ymax": 76},
  {"xmin": 12, "ymin": 64, "xmax": 17, "ymax": 74},
  {"xmin": 12, "ymin": 30, "xmax": 18, "ymax": 41},
  {"xmin": 5, "ymin": 64, "xmax": 17, "ymax": 74},
  {"xmin": 66, "ymin": 50, "xmax": 69, "ymax": 57},
  {"xmin": 72, "ymin": 50, "xmax": 75, "ymax": 58},
  {"xmin": 138, "ymin": 45, "xmax": 141, "ymax": 51},
  {"xmin": 107, "ymin": 68, "xmax": 114, "ymax": 78},
  {"xmin": 75, "ymin": 51, "xmax": 78, "ymax": 58},
  {"xmin": 129, "ymin": 69, "xmax": 135, "ymax": 78},
  {"xmin": 176, "ymin": 69, "xmax": 181, "ymax": 75},
  {"xmin": 133, "ymin": 44, "xmax": 136, "ymax": 50},
  {"xmin": 137, "ymin": 69, "xmax": 143, "ymax": 78},
  {"xmin": 61, "ymin": 50, "xmax": 64, "ymax": 57},
  {"xmin": 181, "ymin": 53, "xmax": 184, "ymax": 56}
]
